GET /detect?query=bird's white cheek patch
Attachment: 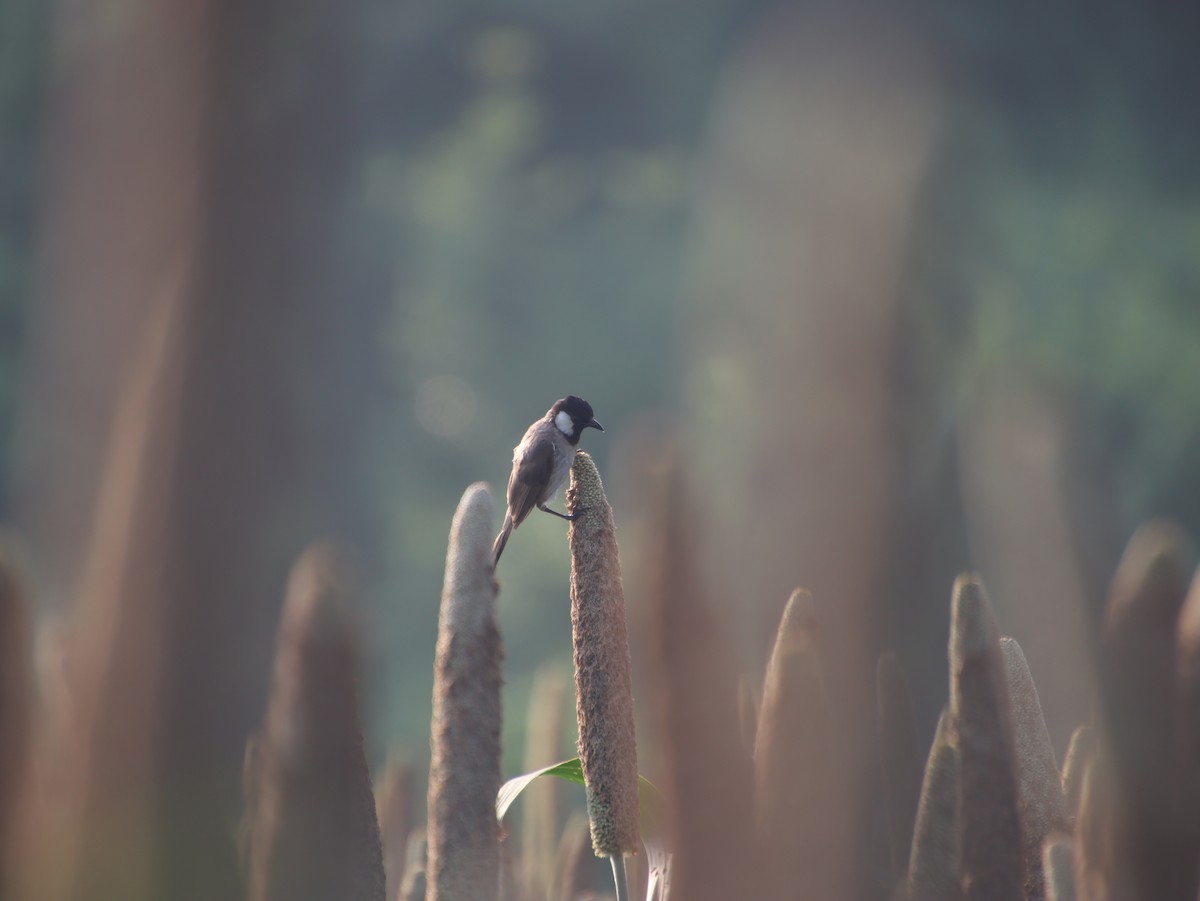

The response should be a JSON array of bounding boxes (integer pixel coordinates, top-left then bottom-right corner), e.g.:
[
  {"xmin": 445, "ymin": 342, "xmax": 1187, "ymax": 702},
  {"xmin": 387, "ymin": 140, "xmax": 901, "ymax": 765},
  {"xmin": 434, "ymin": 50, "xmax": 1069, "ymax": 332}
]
[{"xmin": 555, "ymin": 410, "xmax": 573, "ymax": 435}]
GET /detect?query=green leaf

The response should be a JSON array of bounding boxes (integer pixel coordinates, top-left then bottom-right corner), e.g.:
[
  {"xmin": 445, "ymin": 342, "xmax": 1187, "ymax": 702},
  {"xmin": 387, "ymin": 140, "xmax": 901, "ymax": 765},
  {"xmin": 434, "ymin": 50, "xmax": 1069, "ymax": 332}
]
[
  {"xmin": 496, "ymin": 758, "xmax": 587, "ymax": 822},
  {"xmin": 496, "ymin": 756, "xmax": 667, "ymax": 846}
]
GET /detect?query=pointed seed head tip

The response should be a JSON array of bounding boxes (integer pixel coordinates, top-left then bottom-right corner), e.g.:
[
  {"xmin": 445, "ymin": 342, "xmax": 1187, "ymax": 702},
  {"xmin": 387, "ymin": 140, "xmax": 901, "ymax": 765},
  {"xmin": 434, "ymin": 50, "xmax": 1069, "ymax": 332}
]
[
  {"xmin": 952, "ymin": 571, "xmax": 986, "ymax": 598},
  {"xmin": 1108, "ymin": 519, "xmax": 1192, "ymax": 622},
  {"xmin": 568, "ymin": 451, "xmax": 609, "ymax": 512},
  {"xmin": 949, "ymin": 572, "xmax": 998, "ymax": 663},
  {"xmin": 450, "ymin": 482, "xmax": 495, "ymax": 559},
  {"xmin": 443, "ymin": 482, "xmax": 497, "ymax": 627},
  {"xmin": 284, "ymin": 542, "xmax": 356, "ymax": 636},
  {"xmin": 459, "ymin": 480, "xmax": 495, "ymax": 523},
  {"xmin": 998, "ymin": 636, "xmax": 1025, "ymax": 669},
  {"xmin": 774, "ymin": 588, "xmax": 817, "ymax": 649}
]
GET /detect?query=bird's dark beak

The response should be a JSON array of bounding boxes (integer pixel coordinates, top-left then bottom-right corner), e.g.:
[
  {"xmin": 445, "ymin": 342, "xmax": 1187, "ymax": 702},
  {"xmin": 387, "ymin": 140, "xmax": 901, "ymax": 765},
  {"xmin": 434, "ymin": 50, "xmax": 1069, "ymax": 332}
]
[{"xmin": 587, "ymin": 418, "xmax": 604, "ymax": 432}]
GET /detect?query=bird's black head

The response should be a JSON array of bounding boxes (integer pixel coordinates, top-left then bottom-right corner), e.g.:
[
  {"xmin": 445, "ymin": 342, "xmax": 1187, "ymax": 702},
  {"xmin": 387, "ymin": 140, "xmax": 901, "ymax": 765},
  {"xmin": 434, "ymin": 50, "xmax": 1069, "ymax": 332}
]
[{"xmin": 550, "ymin": 395, "xmax": 604, "ymax": 445}]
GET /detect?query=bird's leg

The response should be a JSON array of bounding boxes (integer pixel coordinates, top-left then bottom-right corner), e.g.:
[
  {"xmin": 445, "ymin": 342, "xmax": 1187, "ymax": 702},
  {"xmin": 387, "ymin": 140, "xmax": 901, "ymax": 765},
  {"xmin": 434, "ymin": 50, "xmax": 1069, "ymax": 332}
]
[{"xmin": 538, "ymin": 502, "xmax": 587, "ymax": 521}]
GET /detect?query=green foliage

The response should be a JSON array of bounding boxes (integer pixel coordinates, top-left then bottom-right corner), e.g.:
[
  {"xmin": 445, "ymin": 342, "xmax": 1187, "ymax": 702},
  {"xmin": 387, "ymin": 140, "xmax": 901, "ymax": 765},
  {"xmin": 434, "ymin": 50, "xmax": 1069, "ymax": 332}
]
[
  {"xmin": 908, "ymin": 90, "xmax": 1200, "ymax": 533},
  {"xmin": 495, "ymin": 756, "xmax": 665, "ymax": 847}
]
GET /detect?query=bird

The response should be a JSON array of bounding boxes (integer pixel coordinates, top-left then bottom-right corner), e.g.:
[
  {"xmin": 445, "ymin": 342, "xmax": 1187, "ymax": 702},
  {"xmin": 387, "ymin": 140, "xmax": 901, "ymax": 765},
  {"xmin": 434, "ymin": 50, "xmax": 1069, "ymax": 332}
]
[{"xmin": 491, "ymin": 395, "xmax": 604, "ymax": 569}]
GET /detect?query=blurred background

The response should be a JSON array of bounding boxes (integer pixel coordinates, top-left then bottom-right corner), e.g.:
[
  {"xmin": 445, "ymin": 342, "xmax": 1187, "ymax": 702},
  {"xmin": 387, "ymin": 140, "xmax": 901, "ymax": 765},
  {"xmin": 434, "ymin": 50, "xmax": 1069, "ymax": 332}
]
[{"xmin": 1, "ymin": 0, "xmax": 1199, "ymax": 896}]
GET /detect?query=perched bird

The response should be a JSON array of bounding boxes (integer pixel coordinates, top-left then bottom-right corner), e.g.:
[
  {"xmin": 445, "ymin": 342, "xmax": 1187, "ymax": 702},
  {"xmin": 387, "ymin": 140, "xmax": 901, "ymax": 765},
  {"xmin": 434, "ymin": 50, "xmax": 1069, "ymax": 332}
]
[{"xmin": 491, "ymin": 396, "xmax": 604, "ymax": 569}]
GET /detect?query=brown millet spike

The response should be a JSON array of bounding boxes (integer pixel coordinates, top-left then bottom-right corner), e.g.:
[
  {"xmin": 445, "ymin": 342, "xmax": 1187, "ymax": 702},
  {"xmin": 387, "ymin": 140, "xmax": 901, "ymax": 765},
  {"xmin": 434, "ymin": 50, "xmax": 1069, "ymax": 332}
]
[
  {"xmin": 755, "ymin": 588, "xmax": 846, "ymax": 901},
  {"xmin": 644, "ymin": 459, "xmax": 760, "ymax": 901},
  {"xmin": 950, "ymin": 574, "xmax": 1024, "ymax": 901},
  {"xmin": 1060, "ymin": 725, "xmax": 1094, "ymax": 824},
  {"xmin": 1099, "ymin": 522, "xmax": 1193, "ymax": 901},
  {"xmin": 906, "ymin": 709, "xmax": 961, "ymax": 901},
  {"xmin": 375, "ymin": 753, "xmax": 414, "ymax": 901},
  {"xmin": 246, "ymin": 544, "xmax": 385, "ymax": 901},
  {"xmin": 567, "ymin": 451, "xmax": 640, "ymax": 857},
  {"xmin": 427, "ymin": 483, "xmax": 503, "ymax": 901},
  {"xmin": 1000, "ymin": 637, "xmax": 1068, "ymax": 901}
]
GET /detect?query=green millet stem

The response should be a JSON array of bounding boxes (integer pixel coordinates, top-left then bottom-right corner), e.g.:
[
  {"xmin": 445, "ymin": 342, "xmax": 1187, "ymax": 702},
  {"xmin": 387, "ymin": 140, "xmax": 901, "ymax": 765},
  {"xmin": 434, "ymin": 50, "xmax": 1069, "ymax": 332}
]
[{"xmin": 566, "ymin": 451, "xmax": 640, "ymax": 858}]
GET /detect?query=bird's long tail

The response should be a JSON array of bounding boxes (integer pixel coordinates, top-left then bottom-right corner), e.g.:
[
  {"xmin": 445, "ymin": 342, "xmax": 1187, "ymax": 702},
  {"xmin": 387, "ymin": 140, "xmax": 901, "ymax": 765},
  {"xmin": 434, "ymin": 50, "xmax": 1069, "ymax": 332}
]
[{"xmin": 491, "ymin": 512, "xmax": 514, "ymax": 569}]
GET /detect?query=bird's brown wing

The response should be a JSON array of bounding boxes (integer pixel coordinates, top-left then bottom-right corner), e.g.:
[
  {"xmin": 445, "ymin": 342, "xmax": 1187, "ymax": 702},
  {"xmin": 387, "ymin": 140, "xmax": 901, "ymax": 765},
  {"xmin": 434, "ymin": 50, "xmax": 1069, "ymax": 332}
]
[{"xmin": 507, "ymin": 437, "xmax": 554, "ymax": 529}]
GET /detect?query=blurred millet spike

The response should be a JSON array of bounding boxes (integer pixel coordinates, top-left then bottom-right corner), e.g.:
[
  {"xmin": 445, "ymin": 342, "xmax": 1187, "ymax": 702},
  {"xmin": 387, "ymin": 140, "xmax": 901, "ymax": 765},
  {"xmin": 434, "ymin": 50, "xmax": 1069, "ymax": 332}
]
[
  {"xmin": 949, "ymin": 573, "xmax": 1025, "ymax": 901},
  {"xmin": 1041, "ymin": 835, "xmax": 1077, "ymax": 901},
  {"xmin": 398, "ymin": 831, "xmax": 427, "ymax": 901},
  {"xmin": 1060, "ymin": 725, "xmax": 1093, "ymax": 824},
  {"xmin": 246, "ymin": 543, "xmax": 385, "ymax": 901},
  {"xmin": 1000, "ymin": 637, "xmax": 1067, "ymax": 901},
  {"xmin": 399, "ymin": 865, "xmax": 427, "ymax": 901},
  {"xmin": 1074, "ymin": 753, "xmax": 1119, "ymax": 901},
  {"xmin": 906, "ymin": 708, "xmax": 960, "ymax": 901},
  {"xmin": 1099, "ymin": 521, "xmax": 1194, "ymax": 901},
  {"xmin": 754, "ymin": 588, "xmax": 846, "ymax": 901},
  {"xmin": 644, "ymin": 456, "xmax": 760, "ymax": 901},
  {"xmin": 553, "ymin": 811, "xmax": 596, "ymax": 901},
  {"xmin": 427, "ymin": 482, "xmax": 503, "ymax": 901},
  {"xmin": 375, "ymin": 753, "xmax": 414, "ymax": 901},
  {"xmin": 566, "ymin": 451, "xmax": 640, "ymax": 858},
  {"xmin": 737, "ymin": 676, "xmax": 760, "ymax": 758},
  {"xmin": 522, "ymin": 665, "xmax": 569, "ymax": 900}
]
